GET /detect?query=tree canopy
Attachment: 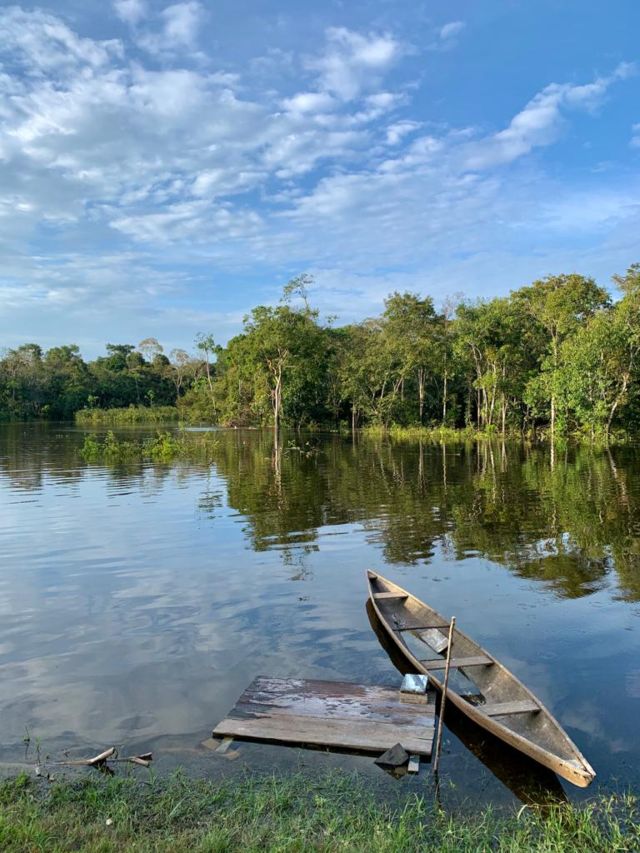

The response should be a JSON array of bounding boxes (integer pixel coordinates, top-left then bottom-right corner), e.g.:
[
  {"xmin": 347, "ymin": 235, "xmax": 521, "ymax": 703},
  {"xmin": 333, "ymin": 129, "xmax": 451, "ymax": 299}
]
[{"xmin": 2, "ymin": 265, "xmax": 640, "ymax": 440}]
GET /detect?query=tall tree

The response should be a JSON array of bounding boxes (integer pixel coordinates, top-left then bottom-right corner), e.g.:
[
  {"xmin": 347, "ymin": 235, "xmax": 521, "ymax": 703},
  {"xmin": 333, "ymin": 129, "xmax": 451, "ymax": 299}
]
[
  {"xmin": 514, "ymin": 274, "xmax": 610, "ymax": 439},
  {"xmin": 383, "ymin": 292, "xmax": 437, "ymax": 424}
]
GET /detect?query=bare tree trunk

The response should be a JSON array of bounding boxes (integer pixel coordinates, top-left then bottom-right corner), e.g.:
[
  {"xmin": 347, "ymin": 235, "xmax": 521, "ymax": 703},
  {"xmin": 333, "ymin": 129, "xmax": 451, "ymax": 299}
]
[
  {"xmin": 273, "ymin": 366, "xmax": 282, "ymax": 433},
  {"xmin": 606, "ymin": 374, "xmax": 629, "ymax": 440},
  {"xmin": 418, "ymin": 368, "xmax": 425, "ymax": 424},
  {"xmin": 442, "ymin": 369, "xmax": 448, "ymax": 425},
  {"xmin": 550, "ymin": 335, "xmax": 558, "ymax": 443},
  {"xmin": 488, "ymin": 385, "xmax": 496, "ymax": 427}
]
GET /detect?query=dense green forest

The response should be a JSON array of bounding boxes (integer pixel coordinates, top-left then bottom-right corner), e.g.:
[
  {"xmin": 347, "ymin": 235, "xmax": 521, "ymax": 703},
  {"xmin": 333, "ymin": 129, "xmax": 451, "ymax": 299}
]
[{"xmin": 2, "ymin": 265, "xmax": 639, "ymax": 439}]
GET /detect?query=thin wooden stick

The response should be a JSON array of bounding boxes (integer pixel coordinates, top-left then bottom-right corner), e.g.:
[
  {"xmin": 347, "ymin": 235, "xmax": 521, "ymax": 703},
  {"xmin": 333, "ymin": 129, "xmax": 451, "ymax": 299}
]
[
  {"xmin": 432, "ymin": 616, "xmax": 455, "ymax": 774},
  {"xmin": 39, "ymin": 749, "xmax": 152, "ymax": 769},
  {"xmin": 87, "ymin": 747, "xmax": 117, "ymax": 767}
]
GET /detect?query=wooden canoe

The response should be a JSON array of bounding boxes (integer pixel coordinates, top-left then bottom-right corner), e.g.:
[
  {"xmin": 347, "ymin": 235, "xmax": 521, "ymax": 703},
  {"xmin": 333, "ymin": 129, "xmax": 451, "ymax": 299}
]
[{"xmin": 367, "ymin": 570, "xmax": 596, "ymax": 788}]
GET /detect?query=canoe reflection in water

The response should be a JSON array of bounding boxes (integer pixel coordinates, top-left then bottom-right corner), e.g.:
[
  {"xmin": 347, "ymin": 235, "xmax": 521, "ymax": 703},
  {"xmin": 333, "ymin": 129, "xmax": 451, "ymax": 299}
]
[{"xmin": 366, "ymin": 600, "xmax": 568, "ymax": 805}]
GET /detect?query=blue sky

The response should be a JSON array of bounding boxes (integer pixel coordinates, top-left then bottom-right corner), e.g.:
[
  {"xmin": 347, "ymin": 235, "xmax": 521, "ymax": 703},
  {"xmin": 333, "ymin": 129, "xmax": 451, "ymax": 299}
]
[{"xmin": 0, "ymin": 0, "xmax": 638, "ymax": 357}]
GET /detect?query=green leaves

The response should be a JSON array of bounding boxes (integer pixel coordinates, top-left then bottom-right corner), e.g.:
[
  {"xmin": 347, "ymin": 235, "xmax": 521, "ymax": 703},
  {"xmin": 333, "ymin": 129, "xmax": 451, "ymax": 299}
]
[{"xmin": 2, "ymin": 264, "xmax": 640, "ymax": 439}]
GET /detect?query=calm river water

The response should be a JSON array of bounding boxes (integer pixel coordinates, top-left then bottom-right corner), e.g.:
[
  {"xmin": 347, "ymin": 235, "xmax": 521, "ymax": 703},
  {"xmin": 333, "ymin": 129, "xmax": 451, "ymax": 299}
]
[{"xmin": 1, "ymin": 424, "xmax": 639, "ymax": 807}]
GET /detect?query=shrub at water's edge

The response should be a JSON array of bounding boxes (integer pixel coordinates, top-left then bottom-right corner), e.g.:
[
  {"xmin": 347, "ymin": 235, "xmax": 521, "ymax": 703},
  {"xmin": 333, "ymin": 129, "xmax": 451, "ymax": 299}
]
[
  {"xmin": 363, "ymin": 424, "xmax": 489, "ymax": 442},
  {"xmin": 75, "ymin": 405, "xmax": 179, "ymax": 425},
  {"xmin": 1, "ymin": 771, "xmax": 638, "ymax": 852},
  {"xmin": 79, "ymin": 430, "xmax": 218, "ymax": 463}
]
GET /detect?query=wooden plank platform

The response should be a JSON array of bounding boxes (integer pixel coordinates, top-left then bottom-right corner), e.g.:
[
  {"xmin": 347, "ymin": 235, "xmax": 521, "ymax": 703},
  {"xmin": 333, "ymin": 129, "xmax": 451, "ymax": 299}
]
[{"xmin": 213, "ymin": 677, "xmax": 436, "ymax": 757}]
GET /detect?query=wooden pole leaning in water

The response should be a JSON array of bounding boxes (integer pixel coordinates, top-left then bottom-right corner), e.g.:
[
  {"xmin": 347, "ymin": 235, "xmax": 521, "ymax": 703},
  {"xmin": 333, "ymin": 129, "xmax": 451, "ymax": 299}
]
[{"xmin": 432, "ymin": 616, "xmax": 456, "ymax": 774}]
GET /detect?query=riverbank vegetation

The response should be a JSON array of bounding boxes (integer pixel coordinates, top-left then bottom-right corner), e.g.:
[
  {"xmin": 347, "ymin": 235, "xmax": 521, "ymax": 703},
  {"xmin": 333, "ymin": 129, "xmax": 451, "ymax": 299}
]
[
  {"xmin": 80, "ymin": 431, "xmax": 218, "ymax": 464},
  {"xmin": 2, "ymin": 265, "xmax": 639, "ymax": 440},
  {"xmin": 75, "ymin": 405, "xmax": 179, "ymax": 425},
  {"xmin": 1, "ymin": 771, "xmax": 638, "ymax": 852}
]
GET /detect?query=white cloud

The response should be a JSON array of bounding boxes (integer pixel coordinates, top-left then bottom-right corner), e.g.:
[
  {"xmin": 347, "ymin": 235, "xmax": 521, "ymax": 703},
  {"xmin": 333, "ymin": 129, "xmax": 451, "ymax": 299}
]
[
  {"xmin": 426, "ymin": 19, "xmax": 465, "ymax": 51},
  {"xmin": 113, "ymin": 0, "xmax": 147, "ymax": 27},
  {"xmin": 0, "ymin": 7, "xmax": 121, "ymax": 72},
  {"xmin": 307, "ymin": 27, "xmax": 402, "ymax": 100},
  {"xmin": 366, "ymin": 92, "xmax": 401, "ymax": 110},
  {"xmin": 439, "ymin": 21, "xmax": 465, "ymax": 41},
  {"xmin": 112, "ymin": 201, "xmax": 264, "ymax": 243},
  {"xmin": 280, "ymin": 91, "xmax": 336, "ymax": 114},
  {"xmin": 386, "ymin": 120, "xmax": 421, "ymax": 145},
  {"xmin": 161, "ymin": 1, "xmax": 203, "ymax": 47},
  {"xmin": 191, "ymin": 168, "xmax": 266, "ymax": 198},
  {"xmin": 632, "ymin": 123, "xmax": 640, "ymax": 148},
  {"xmin": 137, "ymin": 1, "xmax": 204, "ymax": 54},
  {"xmin": 263, "ymin": 128, "xmax": 367, "ymax": 178},
  {"xmin": 0, "ymin": 11, "xmax": 404, "ymax": 261},
  {"xmin": 464, "ymin": 63, "xmax": 634, "ymax": 169},
  {"xmin": 539, "ymin": 187, "xmax": 640, "ymax": 231}
]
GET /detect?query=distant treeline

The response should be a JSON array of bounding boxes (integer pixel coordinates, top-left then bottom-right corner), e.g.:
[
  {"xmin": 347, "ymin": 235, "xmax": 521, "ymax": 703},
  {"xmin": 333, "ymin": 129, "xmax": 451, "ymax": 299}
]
[
  {"xmin": 0, "ymin": 337, "xmax": 210, "ymax": 422},
  {"xmin": 2, "ymin": 265, "xmax": 640, "ymax": 439}
]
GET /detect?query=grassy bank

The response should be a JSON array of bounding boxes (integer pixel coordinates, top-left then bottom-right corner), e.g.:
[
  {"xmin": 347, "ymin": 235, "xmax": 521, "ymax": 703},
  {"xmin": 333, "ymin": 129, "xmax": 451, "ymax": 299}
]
[
  {"xmin": 80, "ymin": 430, "xmax": 218, "ymax": 463},
  {"xmin": 76, "ymin": 406, "xmax": 179, "ymax": 425},
  {"xmin": 362, "ymin": 425, "xmax": 499, "ymax": 442},
  {"xmin": 360, "ymin": 424, "xmax": 634, "ymax": 445},
  {"xmin": 1, "ymin": 771, "xmax": 638, "ymax": 852}
]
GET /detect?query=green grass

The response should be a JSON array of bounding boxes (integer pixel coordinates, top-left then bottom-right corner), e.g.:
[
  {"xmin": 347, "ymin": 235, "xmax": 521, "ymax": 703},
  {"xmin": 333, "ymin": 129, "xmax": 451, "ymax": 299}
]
[
  {"xmin": 0, "ymin": 771, "xmax": 638, "ymax": 852},
  {"xmin": 362, "ymin": 424, "xmax": 502, "ymax": 442},
  {"xmin": 80, "ymin": 430, "xmax": 218, "ymax": 464},
  {"xmin": 360, "ymin": 423, "xmax": 637, "ymax": 446},
  {"xmin": 75, "ymin": 406, "xmax": 179, "ymax": 425}
]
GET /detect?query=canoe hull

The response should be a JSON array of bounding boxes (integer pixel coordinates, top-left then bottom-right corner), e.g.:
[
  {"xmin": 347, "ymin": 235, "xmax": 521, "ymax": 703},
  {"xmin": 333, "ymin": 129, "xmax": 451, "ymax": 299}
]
[{"xmin": 367, "ymin": 571, "xmax": 595, "ymax": 788}]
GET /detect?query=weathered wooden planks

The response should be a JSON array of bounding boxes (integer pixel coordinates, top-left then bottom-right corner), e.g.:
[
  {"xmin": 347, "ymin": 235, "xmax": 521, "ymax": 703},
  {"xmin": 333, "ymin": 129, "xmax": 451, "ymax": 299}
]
[
  {"xmin": 213, "ymin": 677, "xmax": 435, "ymax": 757},
  {"xmin": 373, "ymin": 592, "xmax": 408, "ymax": 600},
  {"xmin": 214, "ymin": 714, "xmax": 435, "ymax": 755},
  {"xmin": 391, "ymin": 616, "xmax": 452, "ymax": 631},
  {"xmin": 420, "ymin": 655, "xmax": 493, "ymax": 669},
  {"xmin": 482, "ymin": 700, "xmax": 540, "ymax": 716}
]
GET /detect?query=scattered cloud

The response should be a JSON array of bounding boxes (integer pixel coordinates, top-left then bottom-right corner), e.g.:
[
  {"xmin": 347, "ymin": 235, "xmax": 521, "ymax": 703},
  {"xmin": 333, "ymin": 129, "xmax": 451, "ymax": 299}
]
[
  {"xmin": 439, "ymin": 21, "xmax": 465, "ymax": 41},
  {"xmin": 136, "ymin": 1, "xmax": 205, "ymax": 55},
  {"xmin": 427, "ymin": 19, "xmax": 466, "ymax": 51},
  {"xmin": 306, "ymin": 27, "xmax": 403, "ymax": 100},
  {"xmin": 160, "ymin": 1, "xmax": 203, "ymax": 47},
  {"xmin": 632, "ymin": 123, "xmax": 640, "ymax": 148},
  {"xmin": 538, "ymin": 186, "xmax": 640, "ymax": 231},
  {"xmin": 0, "ymin": 5, "xmax": 637, "ymax": 352},
  {"xmin": 0, "ymin": 6, "xmax": 121, "ymax": 72},
  {"xmin": 385, "ymin": 120, "xmax": 421, "ymax": 145},
  {"xmin": 281, "ymin": 91, "xmax": 336, "ymax": 114},
  {"xmin": 464, "ymin": 63, "xmax": 635, "ymax": 169},
  {"xmin": 113, "ymin": 0, "xmax": 147, "ymax": 27}
]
